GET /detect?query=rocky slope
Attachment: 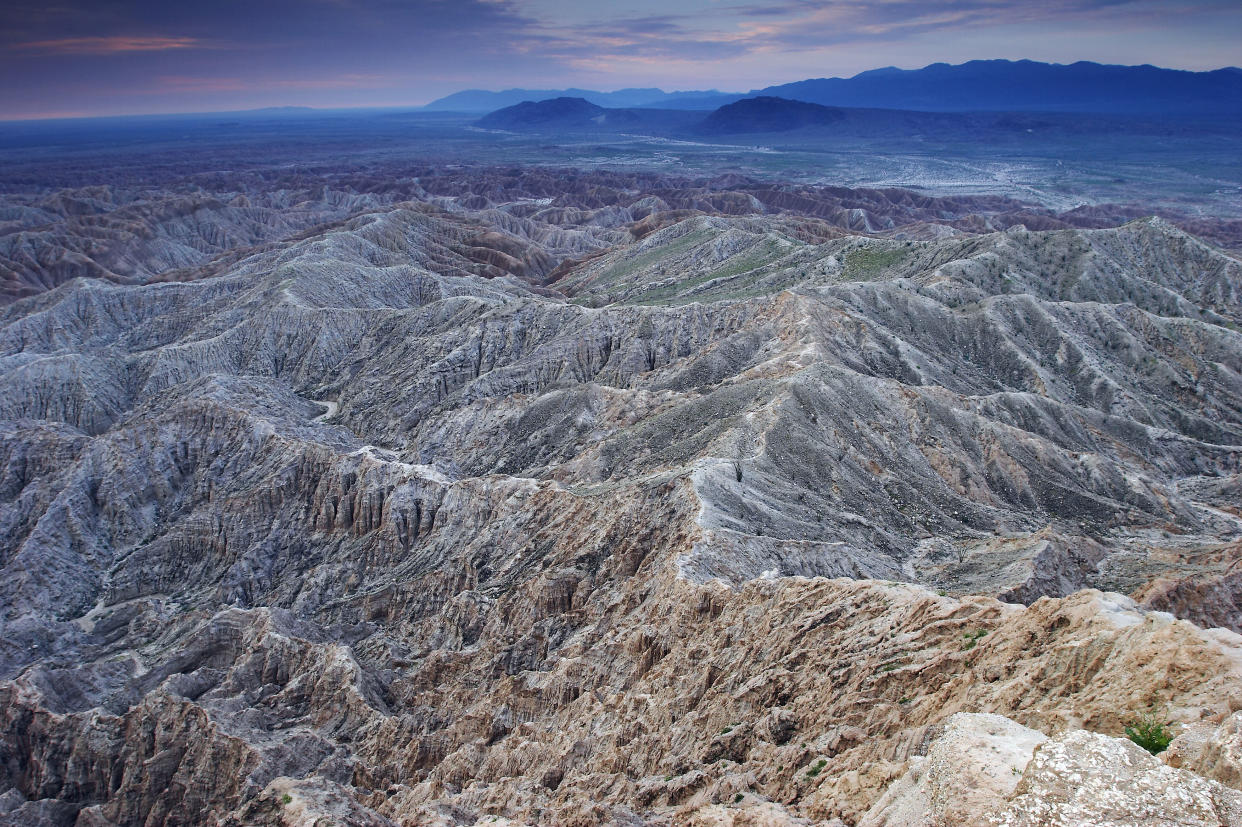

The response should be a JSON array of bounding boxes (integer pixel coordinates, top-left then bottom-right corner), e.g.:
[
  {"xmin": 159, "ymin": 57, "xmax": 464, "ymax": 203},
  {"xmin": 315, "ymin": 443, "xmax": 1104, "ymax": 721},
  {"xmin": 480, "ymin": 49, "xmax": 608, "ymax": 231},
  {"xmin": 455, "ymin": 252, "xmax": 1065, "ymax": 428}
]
[
  {"xmin": 0, "ymin": 168, "xmax": 1241, "ymax": 824},
  {"xmin": 6, "ymin": 166, "xmax": 1242, "ymax": 306}
]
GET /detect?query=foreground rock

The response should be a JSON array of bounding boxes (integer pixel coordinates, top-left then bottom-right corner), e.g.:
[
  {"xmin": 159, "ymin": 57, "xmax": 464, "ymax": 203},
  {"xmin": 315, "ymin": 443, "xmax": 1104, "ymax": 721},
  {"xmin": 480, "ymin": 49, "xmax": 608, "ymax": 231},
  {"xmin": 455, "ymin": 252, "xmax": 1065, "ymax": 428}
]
[
  {"xmin": 1165, "ymin": 710, "xmax": 1242, "ymax": 790},
  {"xmin": 865, "ymin": 713, "xmax": 1242, "ymax": 827},
  {"xmin": 4, "ymin": 580, "xmax": 1242, "ymax": 825},
  {"xmin": 860, "ymin": 713, "xmax": 1047, "ymax": 827},
  {"xmin": 996, "ymin": 730, "xmax": 1242, "ymax": 826}
]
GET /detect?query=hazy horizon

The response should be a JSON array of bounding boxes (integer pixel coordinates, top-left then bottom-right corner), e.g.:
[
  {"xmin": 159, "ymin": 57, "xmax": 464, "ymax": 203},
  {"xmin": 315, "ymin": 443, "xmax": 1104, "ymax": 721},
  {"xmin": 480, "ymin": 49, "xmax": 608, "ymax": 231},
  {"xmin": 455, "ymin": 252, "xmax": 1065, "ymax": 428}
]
[
  {"xmin": 1, "ymin": 57, "xmax": 1240, "ymax": 124},
  {"xmin": 3, "ymin": 0, "xmax": 1240, "ymax": 120}
]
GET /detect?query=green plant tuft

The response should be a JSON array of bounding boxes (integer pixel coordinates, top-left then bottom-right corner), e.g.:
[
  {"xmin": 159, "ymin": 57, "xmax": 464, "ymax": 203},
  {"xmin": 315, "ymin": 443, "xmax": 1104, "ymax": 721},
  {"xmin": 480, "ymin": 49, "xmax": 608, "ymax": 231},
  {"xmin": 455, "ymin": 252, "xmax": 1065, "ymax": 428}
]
[{"xmin": 1125, "ymin": 713, "xmax": 1174, "ymax": 755}]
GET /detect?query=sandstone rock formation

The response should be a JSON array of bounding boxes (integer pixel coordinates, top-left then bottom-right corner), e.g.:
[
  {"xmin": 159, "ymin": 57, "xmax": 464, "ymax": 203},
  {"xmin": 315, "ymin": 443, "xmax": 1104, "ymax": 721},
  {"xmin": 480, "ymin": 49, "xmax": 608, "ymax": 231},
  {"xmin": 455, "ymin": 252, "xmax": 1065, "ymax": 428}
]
[
  {"xmin": 995, "ymin": 729, "xmax": 1242, "ymax": 826},
  {"xmin": 863, "ymin": 712, "xmax": 1242, "ymax": 827},
  {"xmin": 859, "ymin": 713, "xmax": 1048, "ymax": 827},
  {"xmin": 1165, "ymin": 710, "xmax": 1242, "ymax": 789}
]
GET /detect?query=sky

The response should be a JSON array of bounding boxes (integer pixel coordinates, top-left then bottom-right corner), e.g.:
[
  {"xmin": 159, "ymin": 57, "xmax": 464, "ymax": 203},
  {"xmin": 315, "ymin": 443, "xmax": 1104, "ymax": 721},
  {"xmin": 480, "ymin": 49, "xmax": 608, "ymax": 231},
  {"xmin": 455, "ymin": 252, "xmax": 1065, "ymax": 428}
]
[{"xmin": 1, "ymin": 0, "xmax": 1239, "ymax": 120}]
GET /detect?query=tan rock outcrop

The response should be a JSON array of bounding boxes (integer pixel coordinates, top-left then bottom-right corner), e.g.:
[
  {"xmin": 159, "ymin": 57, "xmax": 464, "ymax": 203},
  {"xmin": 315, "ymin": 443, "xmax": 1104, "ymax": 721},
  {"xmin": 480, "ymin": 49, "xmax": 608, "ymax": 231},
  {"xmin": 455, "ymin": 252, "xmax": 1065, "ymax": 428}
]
[
  {"xmin": 860, "ymin": 713, "xmax": 1047, "ymax": 827},
  {"xmin": 1166, "ymin": 711, "xmax": 1242, "ymax": 791},
  {"xmin": 995, "ymin": 729, "xmax": 1242, "ymax": 826}
]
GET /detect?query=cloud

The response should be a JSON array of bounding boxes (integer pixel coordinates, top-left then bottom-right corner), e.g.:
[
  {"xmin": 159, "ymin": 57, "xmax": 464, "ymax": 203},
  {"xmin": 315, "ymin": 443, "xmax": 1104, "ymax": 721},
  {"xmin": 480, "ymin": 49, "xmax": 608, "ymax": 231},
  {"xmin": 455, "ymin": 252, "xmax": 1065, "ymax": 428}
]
[
  {"xmin": 1, "ymin": 0, "xmax": 539, "ymax": 54},
  {"xmin": 155, "ymin": 73, "xmax": 392, "ymax": 92},
  {"xmin": 525, "ymin": 0, "xmax": 1239, "ymax": 66},
  {"xmin": 15, "ymin": 36, "xmax": 201, "ymax": 55},
  {"xmin": 1, "ymin": 0, "xmax": 1239, "ymax": 118},
  {"xmin": 486, "ymin": 0, "xmax": 1241, "ymax": 94}
]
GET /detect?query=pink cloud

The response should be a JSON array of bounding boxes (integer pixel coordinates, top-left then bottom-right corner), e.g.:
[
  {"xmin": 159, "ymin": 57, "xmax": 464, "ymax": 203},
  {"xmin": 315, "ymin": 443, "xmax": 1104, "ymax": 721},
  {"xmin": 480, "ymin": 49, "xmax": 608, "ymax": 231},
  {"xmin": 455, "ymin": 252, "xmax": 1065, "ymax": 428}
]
[{"xmin": 15, "ymin": 36, "xmax": 201, "ymax": 55}]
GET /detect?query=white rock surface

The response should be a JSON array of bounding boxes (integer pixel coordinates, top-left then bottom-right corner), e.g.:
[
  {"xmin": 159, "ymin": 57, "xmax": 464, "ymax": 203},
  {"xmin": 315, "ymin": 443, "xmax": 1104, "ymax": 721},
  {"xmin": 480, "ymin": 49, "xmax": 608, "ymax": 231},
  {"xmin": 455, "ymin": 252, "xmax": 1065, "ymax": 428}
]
[{"xmin": 994, "ymin": 729, "xmax": 1242, "ymax": 826}]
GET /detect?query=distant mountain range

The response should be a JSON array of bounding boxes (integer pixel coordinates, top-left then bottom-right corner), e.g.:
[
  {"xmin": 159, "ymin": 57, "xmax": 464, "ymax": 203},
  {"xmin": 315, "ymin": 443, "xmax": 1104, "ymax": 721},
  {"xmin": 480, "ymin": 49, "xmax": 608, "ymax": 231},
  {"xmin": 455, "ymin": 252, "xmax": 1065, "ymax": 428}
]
[
  {"xmin": 427, "ymin": 87, "xmax": 735, "ymax": 112},
  {"xmin": 473, "ymin": 94, "xmax": 1242, "ymax": 142},
  {"xmin": 431, "ymin": 59, "xmax": 1242, "ymax": 116},
  {"xmin": 472, "ymin": 95, "xmax": 973, "ymax": 137},
  {"xmin": 755, "ymin": 60, "xmax": 1242, "ymax": 114}
]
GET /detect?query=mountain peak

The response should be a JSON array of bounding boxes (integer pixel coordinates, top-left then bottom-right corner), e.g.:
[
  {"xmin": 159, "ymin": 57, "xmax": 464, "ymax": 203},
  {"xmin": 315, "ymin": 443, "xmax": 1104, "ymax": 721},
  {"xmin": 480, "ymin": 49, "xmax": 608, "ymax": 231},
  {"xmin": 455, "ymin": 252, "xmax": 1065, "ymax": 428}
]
[
  {"xmin": 698, "ymin": 96, "xmax": 845, "ymax": 134},
  {"xmin": 476, "ymin": 97, "xmax": 607, "ymax": 130}
]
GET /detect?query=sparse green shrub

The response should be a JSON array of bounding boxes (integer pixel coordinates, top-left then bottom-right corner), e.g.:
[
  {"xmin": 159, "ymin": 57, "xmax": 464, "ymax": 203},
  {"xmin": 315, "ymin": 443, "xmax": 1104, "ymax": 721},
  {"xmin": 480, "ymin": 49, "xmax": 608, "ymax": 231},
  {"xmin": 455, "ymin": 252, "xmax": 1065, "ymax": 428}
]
[
  {"xmin": 733, "ymin": 792, "xmax": 744, "ymax": 803},
  {"xmin": 844, "ymin": 246, "xmax": 906, "ymax": 278},
  {"xmin": 1125, "ymin": 713, "xmax": 1174, "ymax": 755},
  {"xmin": 281, "ymin": 793, "xmax": 293, "ymax": 805},
  {"xmin": 962, "ymin": 629, "xmax": 988, "ymax": 650},
  {"xmin": 805, "ymin": 758, "xmax": 827, "ymax": 778},
  {"xmin": 721, "ymin": 726, "xmax": 733, "ymax": 734}
]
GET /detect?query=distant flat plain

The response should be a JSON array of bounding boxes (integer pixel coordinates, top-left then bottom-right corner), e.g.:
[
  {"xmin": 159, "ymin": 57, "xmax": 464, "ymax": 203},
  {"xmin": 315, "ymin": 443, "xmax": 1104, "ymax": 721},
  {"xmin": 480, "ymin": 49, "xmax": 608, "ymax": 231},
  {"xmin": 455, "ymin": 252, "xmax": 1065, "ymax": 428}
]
[{"xmin": 2, "ymin": 108, "xmax": 1239, "ymax": 220}]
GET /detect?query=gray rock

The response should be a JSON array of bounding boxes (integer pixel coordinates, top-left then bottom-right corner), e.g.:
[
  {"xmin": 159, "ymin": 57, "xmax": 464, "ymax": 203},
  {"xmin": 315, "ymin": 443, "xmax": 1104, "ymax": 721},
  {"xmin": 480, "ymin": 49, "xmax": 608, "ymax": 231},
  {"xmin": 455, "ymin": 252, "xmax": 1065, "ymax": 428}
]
[{"xmin": 1, "ymin": 168, "xmax": 1241, "ymax": 824}]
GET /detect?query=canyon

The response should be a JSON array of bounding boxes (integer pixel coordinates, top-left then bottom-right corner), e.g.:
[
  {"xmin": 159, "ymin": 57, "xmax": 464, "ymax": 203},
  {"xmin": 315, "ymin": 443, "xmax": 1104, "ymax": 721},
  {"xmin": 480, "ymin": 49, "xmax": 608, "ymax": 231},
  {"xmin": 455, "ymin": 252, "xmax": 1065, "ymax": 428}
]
[{"xmin": 1, "ymin": 157, "xmax": 1241, "ymax": 825}]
